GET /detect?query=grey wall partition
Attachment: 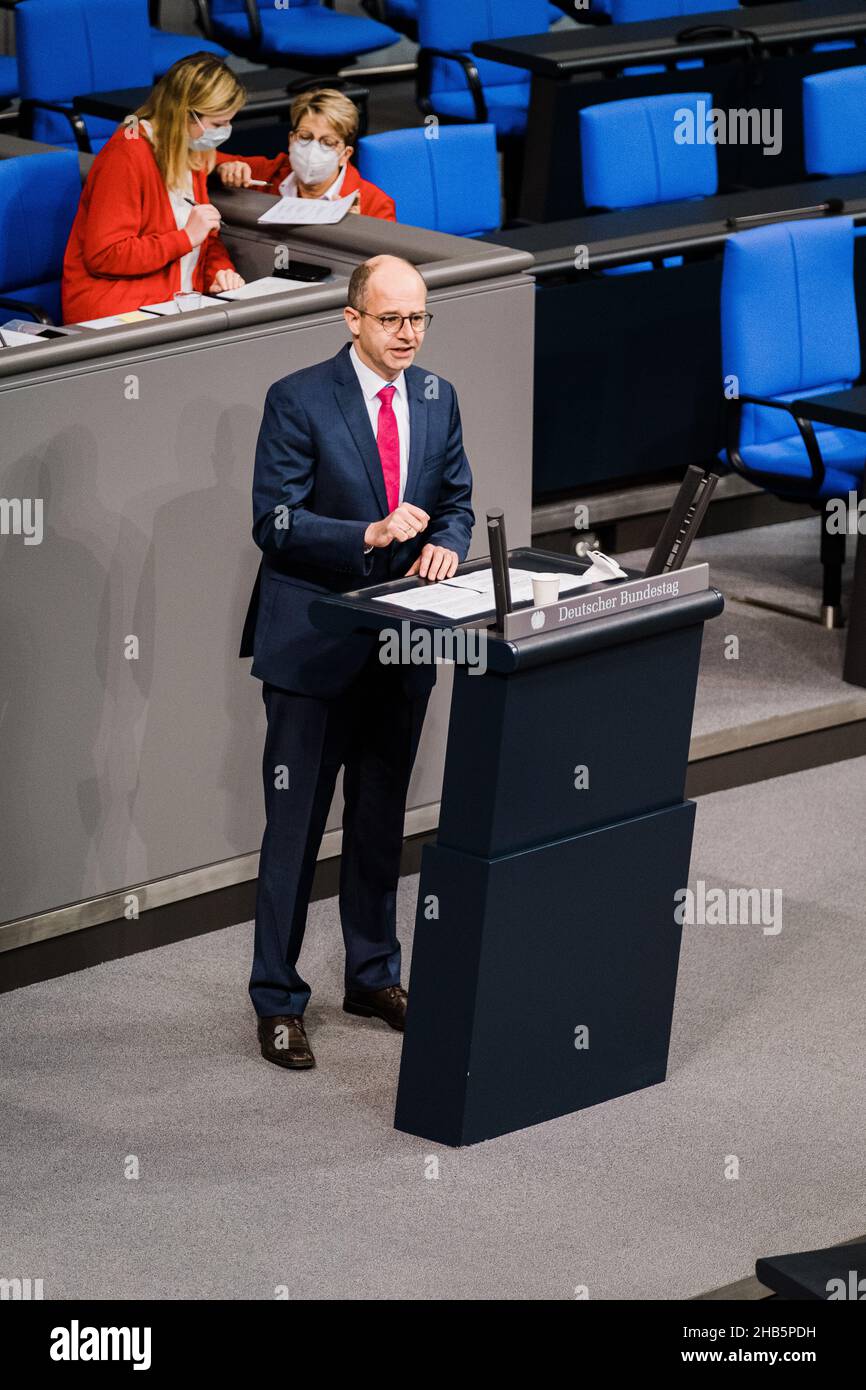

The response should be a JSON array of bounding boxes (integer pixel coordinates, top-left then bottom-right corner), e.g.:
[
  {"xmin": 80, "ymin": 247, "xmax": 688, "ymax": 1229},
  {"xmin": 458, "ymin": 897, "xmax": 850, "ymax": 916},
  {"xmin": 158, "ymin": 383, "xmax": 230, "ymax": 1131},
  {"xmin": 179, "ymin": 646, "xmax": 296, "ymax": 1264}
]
[{"xmin": 0, "ymin": 210, "xmax": 534, "ymax": 949}]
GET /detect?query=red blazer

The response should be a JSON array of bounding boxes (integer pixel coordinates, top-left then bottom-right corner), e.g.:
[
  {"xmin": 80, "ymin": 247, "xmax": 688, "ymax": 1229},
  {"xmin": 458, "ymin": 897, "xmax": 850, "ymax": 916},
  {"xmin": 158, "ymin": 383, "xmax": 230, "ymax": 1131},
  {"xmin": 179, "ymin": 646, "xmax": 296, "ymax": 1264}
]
[
  {"xmin": 214, "ymin": 151, "xmax": 396, "ymax": 221},
  {"xmin": 62, "ymin": 127, "xmax": 236, "ymax": 324}
]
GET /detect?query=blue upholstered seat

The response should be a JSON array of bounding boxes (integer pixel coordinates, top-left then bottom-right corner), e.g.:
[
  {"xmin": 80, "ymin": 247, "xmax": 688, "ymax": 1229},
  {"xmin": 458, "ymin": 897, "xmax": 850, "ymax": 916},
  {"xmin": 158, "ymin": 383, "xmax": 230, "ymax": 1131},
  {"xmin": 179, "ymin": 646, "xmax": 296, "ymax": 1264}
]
[
  {"xmin": 0, "ymin": 152, "xmax": 82, "ymax": 326},
  {"xmin": 16, "ymin": 0, "xmax": 154, "ymax": 151},
  {"xmin": 0, "ymin": 56, "xmax": 19, "ymax": 100},
  {"xmin": 417, "ymin": 0, "xmax": 553, "ymax": 139},
  {"xmin": 580, "ymin": 91, "xmax": 718, "ymax": 209},
  {"xmin": 610, "ymin": 0, "xmax": 739, "ymax": 19},
  {"xmin": 149, "ymin": 29, "xmax": 228, "ymax": 80},
  {"xmin": 380, "ymin": 0, "xmax": 561, "ymax": 22},
  {"xmin": 207, "ymin": 0, "xmax": 400, "ymax": 62},
  {"xmin": 803, "ymin": 66, "xmax": 866, "ymax": 177},
  {"xmin": 579, "ymin": 93, "xmax": 717, "ymax": 274},
  {"xmin": 357, "ymin": 124, "xmax": 500, "ymax": 236},
  {"xmin": 721, "ymin": 218, "xmax": 865, "ymax": 499}
]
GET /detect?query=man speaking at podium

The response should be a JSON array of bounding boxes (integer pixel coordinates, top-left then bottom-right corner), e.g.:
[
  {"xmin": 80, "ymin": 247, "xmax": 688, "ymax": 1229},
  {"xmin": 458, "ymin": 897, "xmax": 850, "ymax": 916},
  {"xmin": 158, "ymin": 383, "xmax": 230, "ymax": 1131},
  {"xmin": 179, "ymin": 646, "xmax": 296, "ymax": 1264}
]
[{"xmin": 241, "ymin": 254, "xmax": 475, "ymax": 1070}]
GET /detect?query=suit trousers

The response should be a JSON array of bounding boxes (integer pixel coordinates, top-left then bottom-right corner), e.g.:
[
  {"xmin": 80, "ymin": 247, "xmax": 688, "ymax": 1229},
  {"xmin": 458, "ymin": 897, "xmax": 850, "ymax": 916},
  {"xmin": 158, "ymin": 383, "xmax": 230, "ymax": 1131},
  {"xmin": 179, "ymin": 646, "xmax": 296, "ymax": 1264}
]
[{"xmin": 250, "ymin": 652, "xmax": 431, "ymax": 1017}]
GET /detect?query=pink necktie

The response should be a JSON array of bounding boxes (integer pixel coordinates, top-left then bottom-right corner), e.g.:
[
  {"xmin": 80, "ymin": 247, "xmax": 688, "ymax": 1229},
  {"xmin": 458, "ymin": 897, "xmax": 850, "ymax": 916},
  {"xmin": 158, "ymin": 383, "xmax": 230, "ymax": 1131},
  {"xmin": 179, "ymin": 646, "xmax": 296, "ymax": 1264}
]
[{"xmin": 376, "ymin": 384, "xmax": 400, "ymax": 513}]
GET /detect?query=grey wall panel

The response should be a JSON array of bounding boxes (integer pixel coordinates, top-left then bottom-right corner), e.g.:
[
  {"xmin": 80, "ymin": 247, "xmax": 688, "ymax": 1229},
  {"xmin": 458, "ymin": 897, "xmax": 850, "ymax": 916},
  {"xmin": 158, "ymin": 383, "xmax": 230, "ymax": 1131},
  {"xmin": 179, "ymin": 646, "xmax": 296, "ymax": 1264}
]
[{"xmin": 0, "ymin": 276, "xmax": 533, "ymax": 926}]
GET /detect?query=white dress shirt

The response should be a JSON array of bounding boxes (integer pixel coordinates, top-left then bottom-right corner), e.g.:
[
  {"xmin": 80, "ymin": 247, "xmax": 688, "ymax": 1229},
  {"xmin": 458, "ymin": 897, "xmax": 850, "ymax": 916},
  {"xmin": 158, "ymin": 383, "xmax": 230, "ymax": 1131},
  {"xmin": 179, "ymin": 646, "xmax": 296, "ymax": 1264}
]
[
  {"xmin": 141, "ymin": 120, "xmax": 201, "ymax": 292},
  {"xmin": 349, "ymin": 343, "xmax": 410, "ymax": 504}
]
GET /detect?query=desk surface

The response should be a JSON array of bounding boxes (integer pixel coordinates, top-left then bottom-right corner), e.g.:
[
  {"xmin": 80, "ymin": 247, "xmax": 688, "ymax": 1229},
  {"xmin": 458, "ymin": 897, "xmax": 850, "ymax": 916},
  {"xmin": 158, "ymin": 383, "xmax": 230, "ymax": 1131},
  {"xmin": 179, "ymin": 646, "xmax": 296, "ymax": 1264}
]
[
  {"xmin": 483, "ymin": 174, "xmax": 866, "ymax": 272},
  {"xmin": 473, "ymin": 0, "xmax": 866, "ymax": 74},
  {"xmin": 793, "ymin": 385, "xmax": 866, "ymax": 428},
  {"xmin": 74, "ymin": 69, "xmax": 368, "ymax": 121}
]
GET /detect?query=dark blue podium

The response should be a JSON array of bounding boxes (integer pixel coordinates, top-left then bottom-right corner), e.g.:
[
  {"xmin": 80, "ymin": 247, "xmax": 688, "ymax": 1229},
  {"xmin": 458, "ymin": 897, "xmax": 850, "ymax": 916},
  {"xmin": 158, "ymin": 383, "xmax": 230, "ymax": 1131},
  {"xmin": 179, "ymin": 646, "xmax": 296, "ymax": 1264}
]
[{"xmin": 313, "ymin": 549, "xmax": 723, "ymax": 1146}]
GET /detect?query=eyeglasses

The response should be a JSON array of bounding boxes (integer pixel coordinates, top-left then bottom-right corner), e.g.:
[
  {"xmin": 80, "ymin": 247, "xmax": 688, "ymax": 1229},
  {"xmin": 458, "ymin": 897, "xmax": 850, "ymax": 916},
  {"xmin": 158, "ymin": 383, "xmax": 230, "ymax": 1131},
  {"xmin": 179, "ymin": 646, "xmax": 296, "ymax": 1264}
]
[
  {"xmin": 356, "ymin": 311, "xmax": 433, "ymax": 335},
  {"xmin": 291, "ymin": 132, "xmax": 344, "ymax": 152}
]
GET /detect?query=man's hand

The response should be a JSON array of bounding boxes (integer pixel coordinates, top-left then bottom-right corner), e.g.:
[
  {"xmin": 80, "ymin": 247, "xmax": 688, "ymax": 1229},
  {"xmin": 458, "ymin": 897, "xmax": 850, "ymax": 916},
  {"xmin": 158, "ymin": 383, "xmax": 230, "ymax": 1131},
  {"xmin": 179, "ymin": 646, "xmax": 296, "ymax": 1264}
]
[
  {"xmin": 406, "ymin": 544, "xmax": 459, "ymax": 582},
  {"xmin": 210, "ymin": 269, "xmax": 245, "ymax": 293},
  {"xmin": 364, "ymin": 503, "xmax": 429, "ymax": 549},
  {"xmin": 218, "ymin": 160, "xmax": 254, "ymax": 188}
]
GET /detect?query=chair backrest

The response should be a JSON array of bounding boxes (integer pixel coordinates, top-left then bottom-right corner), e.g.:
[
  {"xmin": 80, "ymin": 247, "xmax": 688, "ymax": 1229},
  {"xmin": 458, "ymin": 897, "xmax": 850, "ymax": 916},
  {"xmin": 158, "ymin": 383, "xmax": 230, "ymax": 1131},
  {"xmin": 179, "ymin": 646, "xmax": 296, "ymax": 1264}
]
[
  {"xmin": 357, "ymin": 124, "xmax": 501, "ymax": 236},
  {"xmin": 803, "ymin": 65, "xmax": 866, "ymax": 176},
  {"xmin": 16, "ymin": 0, "xmax": 154, "ymax": 102},
  {"xmin": 580, "ymin": 92, "xmax": 717, "ymax": 209},
  {"xmin": 418, "ymin": 0, "xmax": 551, "ymax": 93},
  {"xmin": 609, "ymin": 0, "xmax": 739, "ymax": 21},
  {"xmin": 721, "ymin": 217, "xmax": 860, "ymax": 446},
  {"xmin": 0, "ymin": 151, "xmax": 82, "ymax": 322},
  {"xmin": 210, "ymin": 0, "xmax": 318, "ymax": 11}
]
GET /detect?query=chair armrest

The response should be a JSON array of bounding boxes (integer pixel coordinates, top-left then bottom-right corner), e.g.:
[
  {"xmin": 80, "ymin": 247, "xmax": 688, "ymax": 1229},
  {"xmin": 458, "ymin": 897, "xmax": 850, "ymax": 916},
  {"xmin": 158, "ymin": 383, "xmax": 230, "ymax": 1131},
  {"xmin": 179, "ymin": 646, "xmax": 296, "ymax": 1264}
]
[
  {"xmin": 0, "ymin": 295, "xmax": 53, "ymax": 325},
  {"xmin": 416, "ymin": 47, "xmax": 488, "ymax": 124},
  {"xmin": 242, "ymin": 0, "xmax": 263, "ymax": 51},
  {"xmin": 19, "ymin": 98, "xmax": 92, "ymax": 152},
  {"xmin": 194, "ymin": 0, "xmax": 216, "ymax": 40},
  {"xmin": 725, "ymin": 392, "xmax": 827, "ymax": 497}
]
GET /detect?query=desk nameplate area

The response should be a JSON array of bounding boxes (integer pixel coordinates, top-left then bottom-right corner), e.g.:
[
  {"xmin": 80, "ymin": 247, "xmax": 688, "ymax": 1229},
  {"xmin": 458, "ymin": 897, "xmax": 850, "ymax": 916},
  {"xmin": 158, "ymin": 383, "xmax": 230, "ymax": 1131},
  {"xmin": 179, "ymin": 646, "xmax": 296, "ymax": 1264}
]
[{"xmin": 501, "ymin": 563, "xmax": 710, "ymax": 639}]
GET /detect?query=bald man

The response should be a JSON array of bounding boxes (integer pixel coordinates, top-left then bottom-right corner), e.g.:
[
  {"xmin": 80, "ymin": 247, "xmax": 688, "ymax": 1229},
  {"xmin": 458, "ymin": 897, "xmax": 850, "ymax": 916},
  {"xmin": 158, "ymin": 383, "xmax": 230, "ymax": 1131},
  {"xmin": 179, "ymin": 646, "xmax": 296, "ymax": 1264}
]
[{"xmin": 240, "ymin": 255, "xmax": 475, "ymax": 1069}]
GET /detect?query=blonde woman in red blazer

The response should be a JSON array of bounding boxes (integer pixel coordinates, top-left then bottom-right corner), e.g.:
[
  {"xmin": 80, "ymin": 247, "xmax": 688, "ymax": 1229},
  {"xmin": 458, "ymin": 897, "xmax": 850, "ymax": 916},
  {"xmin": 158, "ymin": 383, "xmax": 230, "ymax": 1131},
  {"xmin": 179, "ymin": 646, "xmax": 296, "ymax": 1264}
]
[
  {"xmin": 62, "ymin": 54, "xmax": 246, "ymax": 324},
  {"xmin": 215, "ymin": 87, "xmax": 396, "ymax": 222}
]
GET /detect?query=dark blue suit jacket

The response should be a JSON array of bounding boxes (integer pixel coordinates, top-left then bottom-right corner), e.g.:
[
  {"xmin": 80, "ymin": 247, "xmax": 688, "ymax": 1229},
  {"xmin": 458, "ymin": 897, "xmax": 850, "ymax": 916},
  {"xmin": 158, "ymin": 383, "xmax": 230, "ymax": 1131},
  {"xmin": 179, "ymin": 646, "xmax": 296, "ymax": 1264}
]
[{"xmin": 240, "ymin": 342, "xmax": 475, "ymax": 697}]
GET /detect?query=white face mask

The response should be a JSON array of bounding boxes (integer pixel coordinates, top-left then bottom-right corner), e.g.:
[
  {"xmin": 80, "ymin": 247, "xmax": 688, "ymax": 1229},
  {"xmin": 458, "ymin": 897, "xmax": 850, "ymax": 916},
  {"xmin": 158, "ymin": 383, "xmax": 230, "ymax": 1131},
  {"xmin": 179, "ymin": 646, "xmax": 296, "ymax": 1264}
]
[
  {"xmin": 290, "ymin": 138, "xmax": 340, "ymax": 187},
  {"xmin": 188, "ymin": 117, "xmax": 232, "ymax": 152}
]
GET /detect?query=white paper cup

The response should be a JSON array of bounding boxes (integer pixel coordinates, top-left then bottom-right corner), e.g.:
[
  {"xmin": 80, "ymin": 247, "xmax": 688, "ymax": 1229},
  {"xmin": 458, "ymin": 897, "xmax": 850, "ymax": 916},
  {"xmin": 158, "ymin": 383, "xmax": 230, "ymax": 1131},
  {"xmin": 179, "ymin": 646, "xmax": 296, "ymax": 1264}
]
[{"xmin": 531, "ymin": 574, "xmax": 560, "ymax": 607}]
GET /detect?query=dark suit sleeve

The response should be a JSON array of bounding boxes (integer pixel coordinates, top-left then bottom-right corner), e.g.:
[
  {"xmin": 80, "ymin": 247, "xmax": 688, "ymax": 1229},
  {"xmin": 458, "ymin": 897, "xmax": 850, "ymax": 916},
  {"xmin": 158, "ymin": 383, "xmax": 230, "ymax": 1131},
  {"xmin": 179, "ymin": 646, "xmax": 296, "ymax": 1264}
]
[
  {"xmin": 425, "ymin": 385, "xmax": 475, "ymax": 560},
  {"xmin": 252, "ymin": 381, "xmax": 372, "ymax": 573}
]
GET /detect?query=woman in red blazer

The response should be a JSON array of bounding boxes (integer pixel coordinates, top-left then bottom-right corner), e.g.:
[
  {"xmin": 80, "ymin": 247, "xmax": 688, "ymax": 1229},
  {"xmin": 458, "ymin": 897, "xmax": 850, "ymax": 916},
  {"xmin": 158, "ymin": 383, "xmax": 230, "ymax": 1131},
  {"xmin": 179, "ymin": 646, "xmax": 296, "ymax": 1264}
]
[
  {"xmin": 215, "ymin": 87, "xmax": 396, "ymax": 222},
  {"xmin": 63, "ymin": 55, "xmax": 247, "ymax": 324}
]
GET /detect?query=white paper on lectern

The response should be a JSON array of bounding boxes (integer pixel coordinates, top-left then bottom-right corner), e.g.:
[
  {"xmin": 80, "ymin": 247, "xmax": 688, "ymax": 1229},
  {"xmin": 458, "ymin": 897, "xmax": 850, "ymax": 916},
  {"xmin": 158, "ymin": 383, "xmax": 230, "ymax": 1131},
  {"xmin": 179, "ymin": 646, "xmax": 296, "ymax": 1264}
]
[
  {"xmin": 256, "ymin": 192, "xmax": 358, "ymax": 225},
  {"xmin": 371, "ymin": 554, "xmax": 629, "ymax": 621},
  {"xmin": 373, "ymin": 583, "xmax": 492, "ymax": 620}
]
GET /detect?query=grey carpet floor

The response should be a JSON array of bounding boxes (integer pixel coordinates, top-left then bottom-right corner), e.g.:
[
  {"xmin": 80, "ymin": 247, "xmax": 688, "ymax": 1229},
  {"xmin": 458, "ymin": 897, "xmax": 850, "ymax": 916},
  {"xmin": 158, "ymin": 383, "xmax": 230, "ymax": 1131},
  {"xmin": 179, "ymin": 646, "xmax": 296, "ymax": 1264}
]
[
  {"xmin": 622, "ymin": 518, "xmax": 866, "ymax": 745},
  {"xmin": 2, "ymin": 757, "xmax": 865, "ymax": 1300}
]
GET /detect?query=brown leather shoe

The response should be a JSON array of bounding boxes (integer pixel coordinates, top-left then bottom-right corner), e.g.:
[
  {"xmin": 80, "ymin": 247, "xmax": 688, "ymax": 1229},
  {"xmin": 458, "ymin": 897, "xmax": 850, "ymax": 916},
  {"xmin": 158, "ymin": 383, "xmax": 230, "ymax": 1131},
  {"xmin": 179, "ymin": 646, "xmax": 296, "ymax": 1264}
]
[
  {"xmin": 343, "ymin": 985, "xmax": 408, "ymax": 1032},
  {"xmin": 257, "ymin": 1014, "xmax": 315, "ymax": 1069}
]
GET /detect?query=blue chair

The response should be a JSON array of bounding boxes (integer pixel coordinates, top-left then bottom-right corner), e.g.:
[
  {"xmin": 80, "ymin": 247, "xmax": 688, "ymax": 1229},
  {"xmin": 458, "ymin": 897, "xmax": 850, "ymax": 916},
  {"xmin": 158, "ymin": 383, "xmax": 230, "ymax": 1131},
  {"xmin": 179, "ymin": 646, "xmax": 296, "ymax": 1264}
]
[
  {"xmin": 148, "ymin": 0, "xmax": 228, "ymax": 79},
  {"xmin": 610, "ymin": 0, "xmax": 738, "ymax": 19},
  {"xmin": 416, "ymin": 0, "xmax": 553, "ymax": 140},
  {"xmin": 16, "ymin": 0, "xmax": 154, "ymax": 151},
  {"xmin": 581, "ymin": 91, "xmax": 717, "ymax": 209},
  {"xmin": 357, "ymin": 124, "xmax": 501, "ymax": 236},
  {"xmin": 721, "ymin": 217, "xmax": 865, "ymax": 624},
  {"xmin": 0, "ymin": 152, "xmax": 82, "ymax": 326},
  {"xmin": 580, "ymin": 92, "xmax": 717, "ymax": 273},
  {"xmin": 803, "ymin": 66, "xmax": 866, "ymax": 177},
  {"xmin": 362, "ymin": 0, "xmax": 562, "ymax": 40},
  {"xmin": 201, "ymin": 0, "xmax": 400, "ymax": 67},
  {"xmin": 0, "ymin": 57, "xmax": 19, "ymax": 104}
]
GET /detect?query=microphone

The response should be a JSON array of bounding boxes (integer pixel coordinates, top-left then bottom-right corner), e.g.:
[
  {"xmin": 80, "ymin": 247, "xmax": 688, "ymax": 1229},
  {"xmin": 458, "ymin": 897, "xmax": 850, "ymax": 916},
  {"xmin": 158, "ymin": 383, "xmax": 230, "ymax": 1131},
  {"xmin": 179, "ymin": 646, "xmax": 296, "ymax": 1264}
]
[{"xmin": 487, "ymin": 510, "xmax": 512, "ymax": 631}]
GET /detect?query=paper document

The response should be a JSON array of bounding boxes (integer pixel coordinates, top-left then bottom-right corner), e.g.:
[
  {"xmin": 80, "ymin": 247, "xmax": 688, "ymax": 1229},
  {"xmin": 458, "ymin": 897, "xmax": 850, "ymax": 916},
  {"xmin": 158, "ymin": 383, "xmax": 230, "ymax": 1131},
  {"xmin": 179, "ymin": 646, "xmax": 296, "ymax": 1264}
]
[
  {"xmin": 141, "ymin": 295, "xmax": 224, "ymax": 314},
  {"xmin": 0, "ymin": 328, "xmax": 44, "ymax": 347},
  {"xmin": 374, "ymin": 582, "xmax": 494, "ymax": 621},
  {"xmin": 257, "ymin": 192, "xmax": 358, "ymax": 226},
  {"xmin": 77, "ymin": 311, "xmax": 152, "ymax": 328},
  {"xmin": 216, "ymin": 276, "xmax": 317, "ymax": 299},
  {"xmin": 371, "ymin": 554, "xmax": 629, "ymax": 621}
]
